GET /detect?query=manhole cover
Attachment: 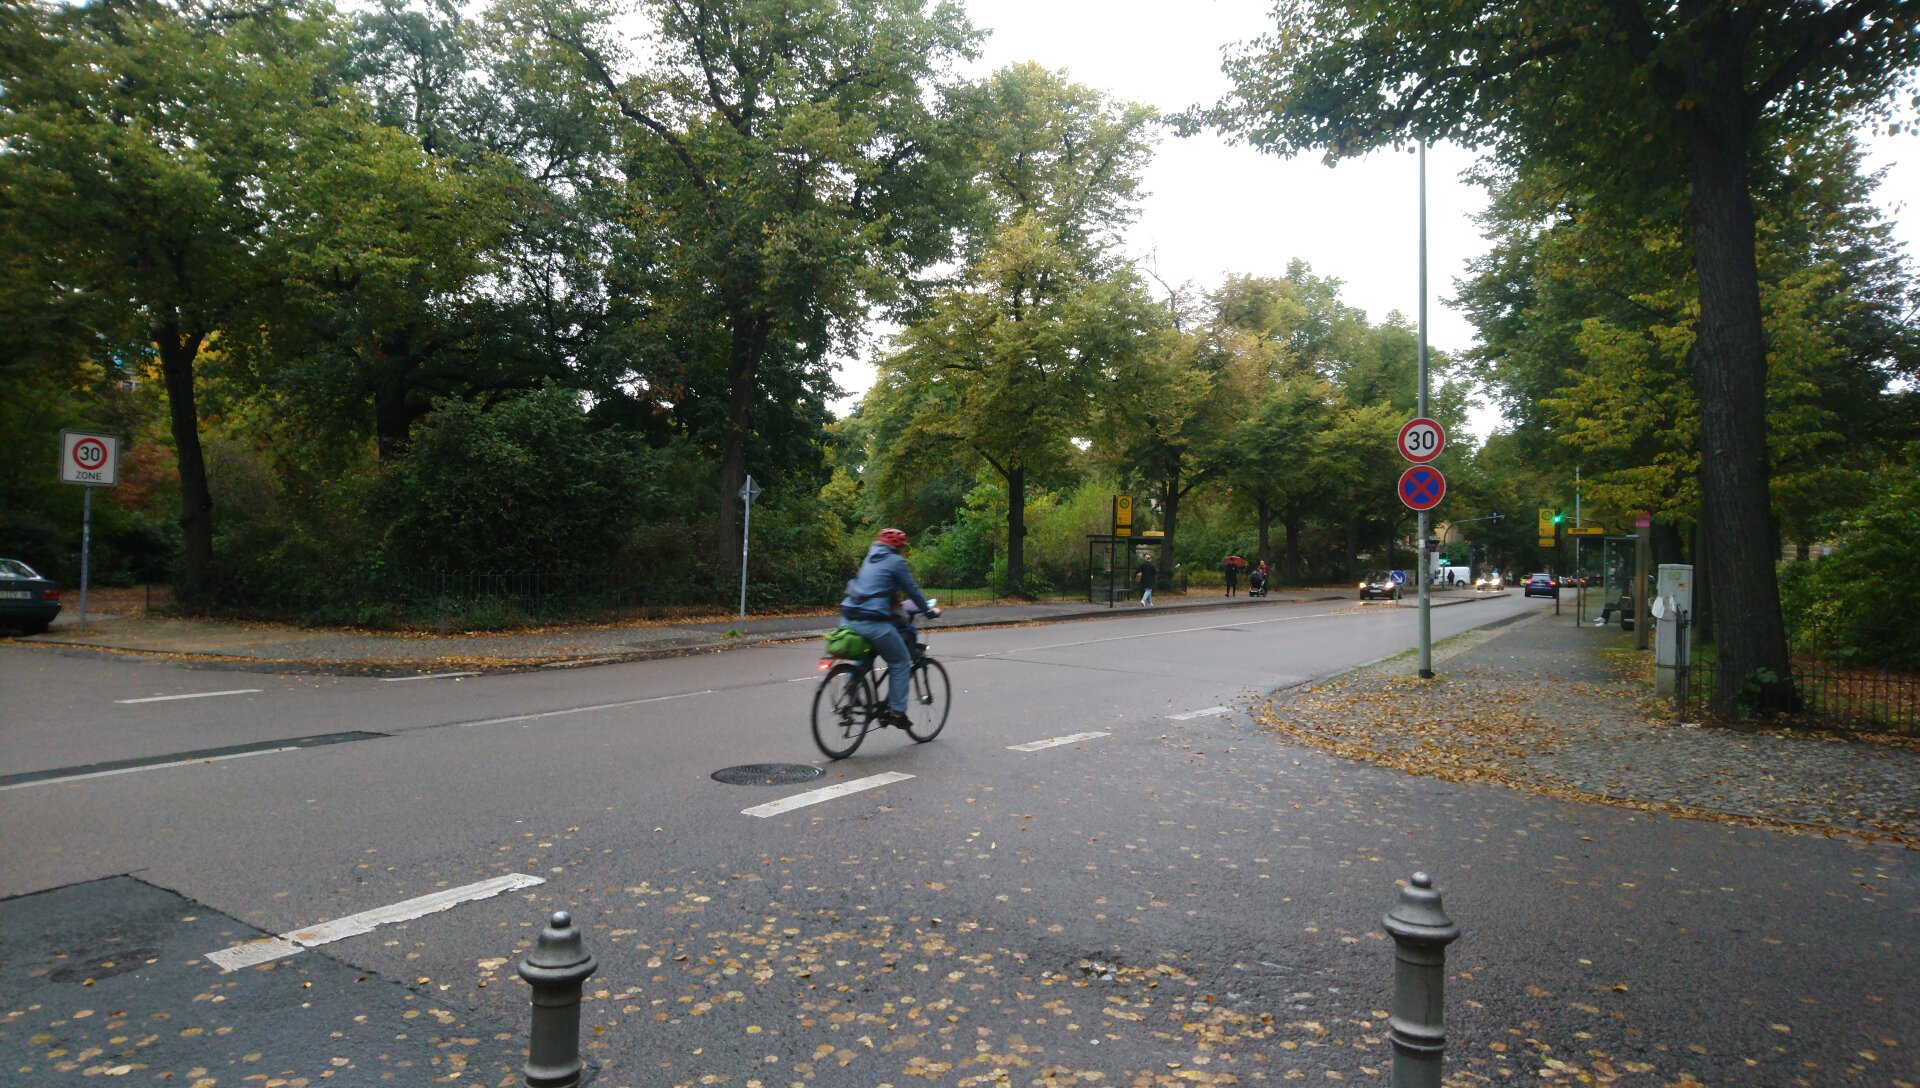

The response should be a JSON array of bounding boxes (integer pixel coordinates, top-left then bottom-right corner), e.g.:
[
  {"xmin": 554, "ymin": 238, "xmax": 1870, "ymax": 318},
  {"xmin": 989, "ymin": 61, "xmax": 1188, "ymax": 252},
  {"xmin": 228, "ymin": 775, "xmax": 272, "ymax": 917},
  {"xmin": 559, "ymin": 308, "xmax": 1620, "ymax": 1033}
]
[{"xmin": 712, "ymin": 763, "xmax": 824, "ymax": 786}]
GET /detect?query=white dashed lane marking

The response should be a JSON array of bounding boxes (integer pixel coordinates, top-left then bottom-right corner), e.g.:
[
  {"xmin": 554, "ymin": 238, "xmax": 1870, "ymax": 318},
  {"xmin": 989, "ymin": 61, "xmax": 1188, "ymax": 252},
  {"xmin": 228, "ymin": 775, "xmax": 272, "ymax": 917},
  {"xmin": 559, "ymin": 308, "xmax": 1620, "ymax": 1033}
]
[
  {"xmin": 115, "ymin": 689, "xmax": 262, "ymax": 704},
  {"xmin": 1007, "ymin": 731, "xmax": 1111, "ymax": 752},
  {"xmin": 204, "ymin": 874, "xmax": 545, "ymax": 972},
  {"xmin": 1168, "ymin": 706, "xmax": 1231, "ymax": 720},
  {"xmin": 459, "ymin": 689, "xmax": 715, "ymax": 728},
  {"xmin": 741, "ymin": 771, "xmax": 914, "ymax": 818},
  {"xmin": 380, "ymin": 671, "xmax": 478, "ymax": 683}
]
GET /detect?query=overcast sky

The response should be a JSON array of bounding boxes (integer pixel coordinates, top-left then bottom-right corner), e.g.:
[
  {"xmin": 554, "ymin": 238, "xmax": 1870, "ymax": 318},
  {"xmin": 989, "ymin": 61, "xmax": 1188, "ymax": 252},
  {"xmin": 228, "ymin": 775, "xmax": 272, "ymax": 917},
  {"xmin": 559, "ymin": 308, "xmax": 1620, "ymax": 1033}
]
[{"xmin": 833, "ymin": 0, "xmax": 1920, "ymax": 436}]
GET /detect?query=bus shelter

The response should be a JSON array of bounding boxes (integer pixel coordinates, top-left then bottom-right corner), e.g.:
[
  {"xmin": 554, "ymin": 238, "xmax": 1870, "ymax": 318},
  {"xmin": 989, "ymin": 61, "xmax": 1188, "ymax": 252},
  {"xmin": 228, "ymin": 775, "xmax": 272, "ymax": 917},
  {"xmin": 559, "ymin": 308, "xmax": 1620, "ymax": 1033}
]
[{"xmin": 1086, "ymin": 534, "xmax": 1149, "ymax": 606}]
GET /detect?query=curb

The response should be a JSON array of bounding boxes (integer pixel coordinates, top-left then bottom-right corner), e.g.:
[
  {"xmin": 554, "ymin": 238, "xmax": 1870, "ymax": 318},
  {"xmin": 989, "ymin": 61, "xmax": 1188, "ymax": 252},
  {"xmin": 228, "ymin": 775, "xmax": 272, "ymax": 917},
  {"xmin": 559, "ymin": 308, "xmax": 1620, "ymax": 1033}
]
[{"xmin": 14, "ymin": 591, "xmax": 1361, "ymax": 677}]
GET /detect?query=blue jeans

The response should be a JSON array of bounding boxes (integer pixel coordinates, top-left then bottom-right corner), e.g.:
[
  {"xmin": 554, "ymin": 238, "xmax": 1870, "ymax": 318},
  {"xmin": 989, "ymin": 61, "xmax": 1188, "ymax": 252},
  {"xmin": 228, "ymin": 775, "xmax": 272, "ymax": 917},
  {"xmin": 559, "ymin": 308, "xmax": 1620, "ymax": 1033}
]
[{"xmin": 843, "ymin": 617, "xmax": 912, "ymax": 715}]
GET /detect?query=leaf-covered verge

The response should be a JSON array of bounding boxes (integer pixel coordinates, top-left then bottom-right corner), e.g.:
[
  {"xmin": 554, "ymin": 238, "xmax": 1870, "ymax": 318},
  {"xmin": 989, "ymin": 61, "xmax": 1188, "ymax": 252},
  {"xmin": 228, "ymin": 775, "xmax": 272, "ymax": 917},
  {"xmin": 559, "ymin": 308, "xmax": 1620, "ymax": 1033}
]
[{"xmin": 1257, "ymin": 615, "xmax": 1920, "ymax": 849}]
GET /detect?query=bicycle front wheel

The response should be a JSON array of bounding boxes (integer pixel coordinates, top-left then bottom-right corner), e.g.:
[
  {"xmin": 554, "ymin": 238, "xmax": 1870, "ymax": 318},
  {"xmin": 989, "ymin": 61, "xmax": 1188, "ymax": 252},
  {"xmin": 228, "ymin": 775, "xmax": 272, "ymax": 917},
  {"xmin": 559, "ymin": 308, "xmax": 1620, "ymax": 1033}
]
[
  {"xmin": 812, "ymin": 663, "xmax": 874, "ymax": 760},
  {"xmin": 902, "ymin": 658, "xmax": 950, "ymax": 743}
]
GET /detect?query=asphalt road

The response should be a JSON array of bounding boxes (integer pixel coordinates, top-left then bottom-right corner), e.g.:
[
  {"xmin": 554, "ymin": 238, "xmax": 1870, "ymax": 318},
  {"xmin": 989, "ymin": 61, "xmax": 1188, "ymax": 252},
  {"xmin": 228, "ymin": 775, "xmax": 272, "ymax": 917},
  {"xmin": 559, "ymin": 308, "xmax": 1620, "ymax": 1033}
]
[{"xmin": 2, "ymin": 593, "xmax": 1914, "ymax": 1087}]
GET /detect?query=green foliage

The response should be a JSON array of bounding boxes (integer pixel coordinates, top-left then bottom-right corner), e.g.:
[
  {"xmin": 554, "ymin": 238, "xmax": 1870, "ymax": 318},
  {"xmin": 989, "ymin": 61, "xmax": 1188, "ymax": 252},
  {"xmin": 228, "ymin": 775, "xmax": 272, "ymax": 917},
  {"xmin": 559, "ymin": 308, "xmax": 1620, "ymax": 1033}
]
[
  {"xmin": 507, "ymin": 0, "xmax": 983, "ymax": 548},
  {"xmin": 370, "ymin": 387, "xmax": 661, "ymax": 570},
  {"xmin": 1778, "ymin": 448, "xmax": 1920, "ymax": 670},
  {"xmin": 1201, "ymin": 0, "xmax": 1920, "ymax": 700}
]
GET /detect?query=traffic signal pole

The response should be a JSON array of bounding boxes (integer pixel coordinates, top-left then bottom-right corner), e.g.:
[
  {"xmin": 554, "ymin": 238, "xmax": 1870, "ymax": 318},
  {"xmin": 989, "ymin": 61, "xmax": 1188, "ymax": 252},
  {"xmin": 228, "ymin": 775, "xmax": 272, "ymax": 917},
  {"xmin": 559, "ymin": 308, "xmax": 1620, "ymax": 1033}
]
[{"xmin": 1417, "ymin": 142, "xmax": 1433, "ymax": 680}]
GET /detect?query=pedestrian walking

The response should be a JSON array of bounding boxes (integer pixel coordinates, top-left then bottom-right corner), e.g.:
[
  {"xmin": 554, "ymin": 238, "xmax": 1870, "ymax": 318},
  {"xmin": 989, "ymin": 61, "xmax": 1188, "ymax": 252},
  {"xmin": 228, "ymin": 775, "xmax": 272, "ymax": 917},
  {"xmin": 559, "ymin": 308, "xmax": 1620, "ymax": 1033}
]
[
  {"xmin": 1223, "ymin": 556, "xmax": 1240, "ymax": 597},
  {"xmin": 1136, "ymin": 554, "xmax": 1157, "ymax": 606}
]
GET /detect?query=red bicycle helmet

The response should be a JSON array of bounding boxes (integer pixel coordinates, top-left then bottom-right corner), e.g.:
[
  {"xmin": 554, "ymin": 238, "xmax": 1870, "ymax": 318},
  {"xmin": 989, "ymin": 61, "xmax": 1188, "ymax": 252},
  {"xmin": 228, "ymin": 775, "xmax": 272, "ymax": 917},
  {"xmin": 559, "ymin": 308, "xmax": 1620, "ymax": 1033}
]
[{"xmin": 876, "ymin": 528, "xmax": 909, "ymax": 549}]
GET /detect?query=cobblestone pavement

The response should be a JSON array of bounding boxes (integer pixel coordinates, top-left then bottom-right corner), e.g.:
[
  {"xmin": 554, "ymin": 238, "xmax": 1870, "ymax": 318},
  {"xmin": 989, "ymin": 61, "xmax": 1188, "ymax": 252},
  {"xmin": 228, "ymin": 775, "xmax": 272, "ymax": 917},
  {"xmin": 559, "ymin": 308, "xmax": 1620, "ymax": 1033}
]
[{"xmin": 1262, "ymin": 610, "xmax": 1920, "ymax": 847}]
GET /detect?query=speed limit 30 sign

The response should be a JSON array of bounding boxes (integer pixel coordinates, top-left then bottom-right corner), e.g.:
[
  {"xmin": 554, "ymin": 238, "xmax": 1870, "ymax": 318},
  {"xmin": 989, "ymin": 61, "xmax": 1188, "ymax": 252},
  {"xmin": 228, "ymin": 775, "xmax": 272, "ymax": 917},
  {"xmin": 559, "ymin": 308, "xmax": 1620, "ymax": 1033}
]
[
  {"xmin": 1397, "ymin": 417, "xmax": 1446, "ymax": 464},
  {"xmin": 60, "ymin": 430, "xmax": 120, "ymax": 486}
]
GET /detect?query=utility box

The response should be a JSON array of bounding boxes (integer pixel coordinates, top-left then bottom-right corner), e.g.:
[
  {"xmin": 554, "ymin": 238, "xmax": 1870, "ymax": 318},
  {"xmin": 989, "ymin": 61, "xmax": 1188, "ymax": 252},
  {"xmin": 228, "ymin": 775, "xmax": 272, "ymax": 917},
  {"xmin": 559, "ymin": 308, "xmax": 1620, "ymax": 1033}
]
[{"xmin": 1652, "ymin": 563, "xmax": 1694, "ymax": 696}]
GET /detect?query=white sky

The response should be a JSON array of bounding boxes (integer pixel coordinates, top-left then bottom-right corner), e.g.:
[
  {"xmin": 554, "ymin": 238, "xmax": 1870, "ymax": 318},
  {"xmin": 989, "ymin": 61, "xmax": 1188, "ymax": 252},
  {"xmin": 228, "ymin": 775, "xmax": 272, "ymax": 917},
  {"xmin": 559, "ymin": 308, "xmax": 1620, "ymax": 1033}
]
[{"xmin": 833, "ymin": 0, "xmax": 1920, "ymax": 437}]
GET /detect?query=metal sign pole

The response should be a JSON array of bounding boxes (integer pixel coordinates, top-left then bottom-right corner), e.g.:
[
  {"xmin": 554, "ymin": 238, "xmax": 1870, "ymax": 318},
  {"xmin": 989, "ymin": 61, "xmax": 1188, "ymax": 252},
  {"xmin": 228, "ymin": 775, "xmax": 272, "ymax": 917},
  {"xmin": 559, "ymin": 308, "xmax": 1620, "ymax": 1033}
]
[
  {"xmin": 80, "ymin": 486, "xmax": 92, "ymax": 627},
  {"xmin": 737, "ymin": 474, "xmax": 758, "ymax": 625},
  {"xmin": 1416, "ymin": 141, "xmax": 1433, "ymax": 680}
]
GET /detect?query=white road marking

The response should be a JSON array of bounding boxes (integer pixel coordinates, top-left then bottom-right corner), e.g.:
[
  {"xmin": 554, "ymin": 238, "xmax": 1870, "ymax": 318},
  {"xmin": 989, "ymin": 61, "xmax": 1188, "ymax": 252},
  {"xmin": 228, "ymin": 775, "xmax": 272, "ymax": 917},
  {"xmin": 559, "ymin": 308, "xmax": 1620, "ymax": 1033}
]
[
  {"xmin": 1169, "ymin": 706, "xmax": 1231, "ymax": 721},
  {"xmin": 205, "ymin": 873, "xmax": 545, "ymax": 972},
  {"xmin": 1007, "ymin": 731, "xmax": 1111, "ymax": 752},
  {"xmin": 115, "ymin": 689, "xmax": 261, "ymax": 704},
  {"xmin": 0, "ymin": 746, "xmax": 307, "ymax": 792},
  {"xmin": 460, "ymin": 689, "xmax": 715, "ymax": 727},
  {"xmin": 380, "ymin": 671, "xmax": 478, "ymax": 683},
  {"xmin": 742, "ymin": 771, "xmax": 914, "ymax": 818}
]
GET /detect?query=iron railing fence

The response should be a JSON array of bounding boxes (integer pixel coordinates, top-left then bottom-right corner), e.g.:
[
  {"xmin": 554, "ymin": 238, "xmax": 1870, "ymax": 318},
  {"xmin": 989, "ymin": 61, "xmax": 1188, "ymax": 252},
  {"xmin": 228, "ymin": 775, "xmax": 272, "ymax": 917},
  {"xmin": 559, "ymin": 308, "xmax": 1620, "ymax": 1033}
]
[{"xmin": 1670, "ymin": 659, "xmax": 1920, "ymax": 735}]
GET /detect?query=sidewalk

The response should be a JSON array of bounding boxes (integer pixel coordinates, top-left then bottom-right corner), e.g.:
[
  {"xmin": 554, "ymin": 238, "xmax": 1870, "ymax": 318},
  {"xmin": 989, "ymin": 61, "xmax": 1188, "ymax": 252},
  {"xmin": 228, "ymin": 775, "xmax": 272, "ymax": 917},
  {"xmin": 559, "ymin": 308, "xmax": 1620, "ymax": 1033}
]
[
  {"xmin": 16, "ymin": 585, "xmax": 1503, "ymax": 674},
  {"xmin": 1260, "ymin": 607, "xmax": 1920, "ymax": 847}
]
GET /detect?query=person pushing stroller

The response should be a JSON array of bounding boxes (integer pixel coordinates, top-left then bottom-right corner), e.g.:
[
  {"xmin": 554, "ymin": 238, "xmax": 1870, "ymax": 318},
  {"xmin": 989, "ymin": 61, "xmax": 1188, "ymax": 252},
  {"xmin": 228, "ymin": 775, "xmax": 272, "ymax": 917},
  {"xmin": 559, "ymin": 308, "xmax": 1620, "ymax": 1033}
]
[{"xmin": 1248, "ymin": 560, "xmax": 1269, "ymax": 597}]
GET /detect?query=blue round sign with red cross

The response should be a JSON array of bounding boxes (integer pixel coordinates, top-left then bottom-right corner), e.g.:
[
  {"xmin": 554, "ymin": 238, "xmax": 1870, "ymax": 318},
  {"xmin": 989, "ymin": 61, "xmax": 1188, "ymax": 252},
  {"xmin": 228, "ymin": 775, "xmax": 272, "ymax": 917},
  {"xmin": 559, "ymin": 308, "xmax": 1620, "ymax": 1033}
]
[{"xmin": 1398, "ymin": 464, "xmax": 1446, "ymax": 511}]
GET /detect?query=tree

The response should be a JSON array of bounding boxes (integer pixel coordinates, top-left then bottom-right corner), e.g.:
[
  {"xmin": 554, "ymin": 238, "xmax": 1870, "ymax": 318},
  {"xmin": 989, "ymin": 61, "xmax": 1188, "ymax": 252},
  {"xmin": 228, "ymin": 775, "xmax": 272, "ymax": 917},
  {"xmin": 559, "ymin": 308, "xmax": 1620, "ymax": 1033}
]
[
  {"xmin": 870, "ymin": 64, "xmax": 1161, "ymax": 593},
  {"xmin": 1230, "ymin": 376, "xmax": 1342, "ymax": 583},
  {"xmin": 0, "ymin": 0, "xmax": 350, "ymax": 602},
  {"xmin": 1097, "ymin": 301, "xmax": 1243, "ymax": 578},
  {"xmin": 1460, "ymin": 117, "xmax": 1919, "ymax": 640},
  {"xmin": 510, "ymin": 0, "xmax": 980, "ymax": 554},
  {"xmin": 1202, "ymin": 1, "xmax": 1920, "ymax": 706}
]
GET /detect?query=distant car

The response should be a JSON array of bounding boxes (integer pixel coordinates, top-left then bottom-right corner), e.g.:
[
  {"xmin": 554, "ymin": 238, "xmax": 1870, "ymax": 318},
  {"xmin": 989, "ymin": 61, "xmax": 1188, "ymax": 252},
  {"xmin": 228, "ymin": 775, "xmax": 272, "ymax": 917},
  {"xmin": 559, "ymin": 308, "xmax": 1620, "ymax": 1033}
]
[
  {"xmin": 1523, "ymin": 572, "xmax": 1559, "ymax": 598},
  {"xmin": 0, "ymin": 558, "xmax": 61, "ymax": 634},
  {"xmin": 1359, "ymin": 571, "xmax": 1401, "ymax": 601}
]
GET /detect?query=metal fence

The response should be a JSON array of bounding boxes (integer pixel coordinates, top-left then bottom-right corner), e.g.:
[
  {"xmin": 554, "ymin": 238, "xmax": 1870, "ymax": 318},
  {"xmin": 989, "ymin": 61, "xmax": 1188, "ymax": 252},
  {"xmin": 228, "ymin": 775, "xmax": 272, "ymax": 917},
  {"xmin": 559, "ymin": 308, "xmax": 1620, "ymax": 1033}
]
[{"xmin": 1671, "ymin": 659, "xmax": 1920, "ymax": 735}]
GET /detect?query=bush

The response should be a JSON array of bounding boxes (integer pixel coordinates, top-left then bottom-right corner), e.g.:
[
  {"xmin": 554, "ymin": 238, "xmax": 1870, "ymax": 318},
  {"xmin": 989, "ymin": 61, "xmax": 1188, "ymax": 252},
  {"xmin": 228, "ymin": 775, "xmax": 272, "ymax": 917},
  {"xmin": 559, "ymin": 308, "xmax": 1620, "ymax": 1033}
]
[
  {"xmin": 371, "ymin": 387, "xmax": 664, "ymax": 571},
  {"xmin": 1779, "ymin": 447, "xmax": 1920, "ymax": 669}
]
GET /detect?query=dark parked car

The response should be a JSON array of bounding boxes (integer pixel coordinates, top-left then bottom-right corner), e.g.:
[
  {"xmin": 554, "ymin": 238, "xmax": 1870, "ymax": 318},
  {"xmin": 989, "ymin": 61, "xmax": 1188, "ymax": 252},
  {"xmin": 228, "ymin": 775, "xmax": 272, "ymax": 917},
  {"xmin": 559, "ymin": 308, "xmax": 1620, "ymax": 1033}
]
[
  {"xmin": 1359, "ymin": 570, "xmax": 1402, "ymax": 601},
  {"xmin": 0, "ymin": 558, "xmax": 61, "ymax": 633},
  {"xmin": 1523, "ymin": 572, "xmax": 1559, "ymax": 598}
]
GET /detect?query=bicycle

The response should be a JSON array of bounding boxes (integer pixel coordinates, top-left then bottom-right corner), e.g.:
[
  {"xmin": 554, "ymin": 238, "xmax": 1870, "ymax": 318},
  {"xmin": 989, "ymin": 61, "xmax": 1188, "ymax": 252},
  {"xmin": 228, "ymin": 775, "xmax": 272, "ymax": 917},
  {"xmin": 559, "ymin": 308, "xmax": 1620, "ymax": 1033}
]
[{"xmin": 811, "ymin": 619, "xmax": 951, "ymax": 760}]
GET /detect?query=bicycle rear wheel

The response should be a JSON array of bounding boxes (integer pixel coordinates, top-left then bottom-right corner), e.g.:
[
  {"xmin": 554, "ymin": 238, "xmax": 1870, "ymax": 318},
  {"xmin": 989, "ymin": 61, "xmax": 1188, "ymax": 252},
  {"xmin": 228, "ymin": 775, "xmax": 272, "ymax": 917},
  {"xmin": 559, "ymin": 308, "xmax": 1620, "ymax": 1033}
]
[
  {"xmin": 812, "ymin": 663, "xmax": 875, "ymax": 760},
  {"xmin": 902, "ymin": 658, "xmax": 949, "ymax": 743}
]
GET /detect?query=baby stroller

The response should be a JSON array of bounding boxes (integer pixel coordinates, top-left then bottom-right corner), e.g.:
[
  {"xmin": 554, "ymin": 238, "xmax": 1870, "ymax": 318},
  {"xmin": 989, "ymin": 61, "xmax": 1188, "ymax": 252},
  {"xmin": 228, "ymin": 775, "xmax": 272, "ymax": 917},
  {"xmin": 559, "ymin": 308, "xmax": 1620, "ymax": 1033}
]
[{"xmin": 1248, "ymin": 568, "xmax": 1268, "ymax": 597}]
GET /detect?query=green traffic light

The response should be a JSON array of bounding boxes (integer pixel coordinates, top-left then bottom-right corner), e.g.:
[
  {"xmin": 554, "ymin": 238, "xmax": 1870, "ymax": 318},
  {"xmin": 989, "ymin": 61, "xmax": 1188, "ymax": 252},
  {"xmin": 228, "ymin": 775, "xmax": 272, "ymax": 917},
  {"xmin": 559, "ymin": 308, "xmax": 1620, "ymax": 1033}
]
[{"xmin": 1552, "ymin": 511, "xmax": 1564, "ymax": 524}]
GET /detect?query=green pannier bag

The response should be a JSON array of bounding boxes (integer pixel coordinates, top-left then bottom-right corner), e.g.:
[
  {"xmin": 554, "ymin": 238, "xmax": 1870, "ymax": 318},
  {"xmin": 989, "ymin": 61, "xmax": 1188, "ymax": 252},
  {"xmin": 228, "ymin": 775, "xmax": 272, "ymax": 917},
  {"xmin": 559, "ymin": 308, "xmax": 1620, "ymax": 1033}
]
[{"xmin": 823, "ymin": 626, "xmax": 873, "ymax": 659}]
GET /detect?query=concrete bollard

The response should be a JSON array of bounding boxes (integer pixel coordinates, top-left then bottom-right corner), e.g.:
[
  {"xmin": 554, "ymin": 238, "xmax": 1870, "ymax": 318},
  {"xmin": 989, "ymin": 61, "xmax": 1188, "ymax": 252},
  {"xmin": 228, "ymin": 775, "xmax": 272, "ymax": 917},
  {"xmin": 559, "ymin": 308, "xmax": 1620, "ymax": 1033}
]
[
  {"xmin": 519, "ymin": 910, "xmax": 598, "ymax": 1087},
  {"xmin": 1382, "ymin": 872, "xmax": 1461, "ymax": 1088}
]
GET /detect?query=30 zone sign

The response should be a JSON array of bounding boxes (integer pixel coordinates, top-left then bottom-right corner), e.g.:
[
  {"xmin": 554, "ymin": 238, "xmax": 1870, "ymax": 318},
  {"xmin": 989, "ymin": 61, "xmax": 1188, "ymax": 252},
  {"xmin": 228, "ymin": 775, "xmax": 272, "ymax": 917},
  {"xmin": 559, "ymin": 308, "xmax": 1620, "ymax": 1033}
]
[
  {"xmin": 60, "ymin": 430, "xmax": 120, "ymax": 486},
  {"xmin": 1396, "ymin": 417, "xmax": 1446, "ymax": 464}
]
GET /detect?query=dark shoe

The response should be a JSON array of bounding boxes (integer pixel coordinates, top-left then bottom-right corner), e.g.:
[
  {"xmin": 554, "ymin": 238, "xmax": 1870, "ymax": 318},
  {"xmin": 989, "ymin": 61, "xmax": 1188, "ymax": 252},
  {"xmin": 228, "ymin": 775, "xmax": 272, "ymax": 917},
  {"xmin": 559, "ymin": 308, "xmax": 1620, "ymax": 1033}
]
[{"xmin": 883, "ymin": 711, "xmax": 913, "ymax": 729}]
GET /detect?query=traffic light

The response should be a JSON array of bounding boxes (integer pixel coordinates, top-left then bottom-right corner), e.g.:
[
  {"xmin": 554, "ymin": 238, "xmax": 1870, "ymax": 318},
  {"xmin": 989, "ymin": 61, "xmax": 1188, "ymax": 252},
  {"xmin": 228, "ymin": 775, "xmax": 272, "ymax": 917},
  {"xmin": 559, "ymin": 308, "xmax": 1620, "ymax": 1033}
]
[{"xmin": 1552, "ymin": 510, "xmax": 1565, "ymax": 525}]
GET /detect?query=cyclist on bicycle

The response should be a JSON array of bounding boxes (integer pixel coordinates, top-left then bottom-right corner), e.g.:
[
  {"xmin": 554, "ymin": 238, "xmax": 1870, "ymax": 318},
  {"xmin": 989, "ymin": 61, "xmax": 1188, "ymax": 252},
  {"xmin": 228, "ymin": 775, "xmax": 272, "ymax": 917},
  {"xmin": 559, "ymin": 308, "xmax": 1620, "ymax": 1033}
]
[{"xmin": 840, "ymin": 528, "xmax": 942, "ymax": 727}]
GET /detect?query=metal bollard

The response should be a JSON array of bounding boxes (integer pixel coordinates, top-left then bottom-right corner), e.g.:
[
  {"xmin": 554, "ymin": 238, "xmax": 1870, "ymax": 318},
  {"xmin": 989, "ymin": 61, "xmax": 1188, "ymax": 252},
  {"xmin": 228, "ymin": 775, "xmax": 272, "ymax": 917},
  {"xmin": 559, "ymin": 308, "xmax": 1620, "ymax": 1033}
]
[
  {"xmin": 1382, "ymin": 872, "xmax": 1461, "ymax": 1088},
  {"xmin": 519, "ymin": 910, "xmax": 599, "ymax": 1087}
]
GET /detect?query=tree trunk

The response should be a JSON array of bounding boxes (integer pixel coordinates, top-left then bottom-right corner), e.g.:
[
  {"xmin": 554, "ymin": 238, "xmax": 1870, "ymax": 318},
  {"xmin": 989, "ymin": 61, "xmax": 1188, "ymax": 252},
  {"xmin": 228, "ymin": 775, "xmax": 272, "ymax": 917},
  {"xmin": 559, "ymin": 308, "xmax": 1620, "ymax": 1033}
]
[
  {"xmin": 157, "ymin": 324, "xmax": 213, "ymax": 606},
  {"xmin": 1157, "ymin": 471, "xmax": 1181, "ymax": 578},
  {"xmin": 374, "ymin": 373, "xmax": 413, "ymax": 463},
  {"xmin": 1004, "ymin": 463, "xmax": 1028, "ymax": 596},
  {"xmin": 718, "ymin": 309, "xmax": 768, "ymax": 559},
  {"xmin": 1345, "ymin": 515, "xmax": 1359, "ymax": 582},
  {"xmin": 1283, "ymin": 517, "xmax": 1303, "ymax": 584},
  {"xmin": 1254, "ymin": 495, "xmax": 1272, "ymax": 566},
  {"xmin": 1690, "ymin": 520, "xmax": 1713, "ymax": 645},
  {"xmin": 1685, "ymin": 105, "xmax": 1793, "ymax": 712}
]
